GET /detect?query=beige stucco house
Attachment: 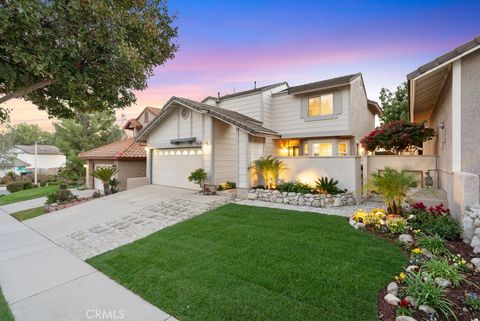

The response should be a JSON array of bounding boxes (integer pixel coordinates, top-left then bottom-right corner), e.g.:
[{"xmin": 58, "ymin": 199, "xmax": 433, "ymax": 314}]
[
  {"xmin": 136, "ymin": 73, "xmax": 381, "ymax": 191},
  {"xmin": 408, "ymin": 36, "xmax": 480, "ymax": 224}
]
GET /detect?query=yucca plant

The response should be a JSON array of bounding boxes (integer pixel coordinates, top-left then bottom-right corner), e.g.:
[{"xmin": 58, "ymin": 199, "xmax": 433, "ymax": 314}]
[
  {"xmin": 249, "ymin": 156, "xmax": 286, "ymax": 189},
  {"xmin": 315, "ymin": 177, "xmax": 341, "ymax": 195},
  {"xmin": 91, "ymin": 166, "xmax": 119, "ymax": 195},
  {"xmin": 369, "ymin": 167, "xmax": 417, "ymax": 215}
]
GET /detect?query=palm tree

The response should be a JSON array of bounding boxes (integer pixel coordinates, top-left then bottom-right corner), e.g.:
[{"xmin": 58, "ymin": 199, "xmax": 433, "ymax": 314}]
[
  {"xmin": 249, "ymin": 156, "xmax": 286, "ymax": 189},
  {"xmin": 369, "ymin": 167, "xmax": 417, "ymax": 215},
  {"xmin": 91, "ymin": 166, "xmax": 119, "ymax": 195}
]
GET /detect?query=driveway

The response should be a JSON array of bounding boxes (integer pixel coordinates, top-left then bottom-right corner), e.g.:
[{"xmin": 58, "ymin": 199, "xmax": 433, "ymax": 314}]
[{"xmin": 25, "ymin": 185, "xmax": 230, "ymax": 259}]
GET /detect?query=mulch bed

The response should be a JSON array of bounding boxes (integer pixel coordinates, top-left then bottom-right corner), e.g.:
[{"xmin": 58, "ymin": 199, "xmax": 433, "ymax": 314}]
[{"xmin": 374, "ymin": 232, "xmax": 480, "ymax": 321}]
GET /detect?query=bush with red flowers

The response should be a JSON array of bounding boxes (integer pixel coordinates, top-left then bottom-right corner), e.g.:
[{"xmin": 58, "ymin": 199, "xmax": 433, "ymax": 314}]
[
  {"xmin": 407, "ymin": 202, "xmax": 460, "ymax": 240},
  {"xmin": 360, "ymin": 120, "xmax": 435, "ymax": 154}
]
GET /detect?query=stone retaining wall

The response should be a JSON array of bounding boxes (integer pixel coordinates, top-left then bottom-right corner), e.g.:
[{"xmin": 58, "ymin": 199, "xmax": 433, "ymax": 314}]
[
  {"xmin": 44, "ymin": 197, "xmax": 93, "ymax": 212},
  {"xmin": 463, "ymin": 204, "xmax": 480, "ymax": 253},
  {"xmin": 247, "ymin": 189, "xmax": 356, "ymax": 208}
]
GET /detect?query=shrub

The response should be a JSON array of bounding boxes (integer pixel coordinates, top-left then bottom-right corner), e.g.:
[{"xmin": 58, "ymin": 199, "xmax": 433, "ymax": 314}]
[
  {"xmin": 360, "ymin": 120, "xmax": 435, "ymax": 154},
  {"xmin": 46, "ymin": 189, "xmax": 76, "ymax": 205},
  {"xmin": 409, "ymin": 204, "xmax": 460, "ymax": 240},
  {"xmin": 369, "ymin": 167, "xmax": 417, "ymax": 215},
  {"xmin": 91, "ymin": 166, "xmax": 119, "ymax": 195},
  {"xmin": 217, "ymin": 181, "xmax": 236, "ymax": 191},
  {"xmin": 423, "ymin": 258, "xmax": 465, "ymax": 287},
  {"xmin": 403, "ymin": 272, "xmax": 456, "ymax": 320},
  {"xmin": 39, "ymin": 181, "xmax": 47, "ymax": 187},
  {"xmin": 416, "ymin": 234, "xmax": 451, "ymax": 257},
  {"xmin": 188, "ymin": 168, "xmax": 207, "ymax": 192},
  {"xmin": 6, "ymin": 181, "xmax": 26, "ymax": 193},
  {"xmin": 92, "ymin": 190, "xmax": 102, "ymax": 198},
  {"xmin": 23, "ymin": 180, "xmax": 33, "ymax": 190},
  {"xmin": 386, "ymin": 216, "xmax": 408, "ymax": 234},
  {"xmin": 110, "ymin": 178, "xmax": 121, "ymax": 194},
  {"xmin": 249, "ymin": 156, "xmax": 286, "ymax": 189},
  {"xmin": 278, "ymin": 180, "xmax": 313, "ymax": 194},
  {"xmin": 315, "ymin": 177, "xmax": 342, "ymax": 195},
  {"xmin": 32, "ymin": 183, "xmax": 39, "ymax": 188}
]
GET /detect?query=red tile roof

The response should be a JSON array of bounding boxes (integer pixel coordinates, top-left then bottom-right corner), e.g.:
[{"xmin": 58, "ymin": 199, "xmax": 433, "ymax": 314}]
[
  {"xmin": 145, "ymin": 106, "xmax": 161, "ymax": 116},
  {"xmin": 79, "ymin": 139, "xmax": 146, "ymax": 160},
  {"xmin": 124, "ymin": 118, "xmax": 143, "ymax": 130}
]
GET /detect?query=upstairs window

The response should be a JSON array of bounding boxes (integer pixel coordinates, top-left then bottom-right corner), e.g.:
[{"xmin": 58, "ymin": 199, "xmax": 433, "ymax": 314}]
[{"xmin": 308, "ymin": 94, "xmax": 333, "ymax": 117}]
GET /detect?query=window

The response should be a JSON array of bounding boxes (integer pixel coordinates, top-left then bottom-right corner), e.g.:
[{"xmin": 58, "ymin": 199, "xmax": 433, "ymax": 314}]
[
  {"xmin": 313, "ymin": 143, "xmax": 332, "ymax": 156},
  {"xmin": 308, "ymin": 94, "xmax": 333, "ymax": 117},
  {"xmin": 338, "ymin": 142, "xmax": 348, "ymax": 156},
  {"xmin": 303, "ymin": 143, "xmax": 309, "ymax": 156},
  {"xmin": 278, "ymin": 140, "xmax": 300, "ymax": 157}
]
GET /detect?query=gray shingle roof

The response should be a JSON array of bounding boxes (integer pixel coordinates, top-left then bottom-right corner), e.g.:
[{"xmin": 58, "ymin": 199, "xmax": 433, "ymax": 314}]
[
  {"xmin": 407, "ymin": 36, "xmax": 480, "ymax": 80},
  {"xmin": 287, "ymin": 73, "xmax": 361, "ymax": 94},
  {"xmin": 15, "ymin": 145, "xmax": 64, "ymax": 155},
  {"xmin": 136, "ymin": 97, "xmax": 280, "ymax": 142},
  {"xmin": 201, "ymin": 82, "xmax": 288, "ymax": 103}
]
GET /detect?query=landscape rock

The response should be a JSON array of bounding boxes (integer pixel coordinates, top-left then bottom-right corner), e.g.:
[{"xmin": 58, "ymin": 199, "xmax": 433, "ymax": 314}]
[
  {"xmin": 395, "ymin": 316, "xmax": 417, "ymax": 321},
  {"xmin": 384, "ymin": 293, "xmax": 400, "ymax": 306},
  {"xmin": 471, "ymin": 257, "xmax": 480, "ymax": 272},
  {"xmin": 332, "ymin": 198, "xmax": 343, "ymax": 207},
  {"xmin": 354, "ymin": 222, "xmax": 365, "ymax": 229},
  {"xmin": 346, "ymin": 198, "xmax": 356, "ymax": 206},
  {"xmin": 419, "ymin": 305, "xmax": 436, "ymax": 314},
  {"xmin": 406, "ymin": 265, "xmax": 419, "ymax": 273},
  {"xmin": 398, "ymin": 234, "xmax": 414, "ymax": 244},
  {"xmin": 435, "ymin": 277, "xmax": 451, "ymax": 287},
  {"xmin": 405, "ymin": 296, "xmax": 418, "ymax": 307},
  {"xmin": 247, "ymin": 193, "xmax": 258, "ymax": 200},
  {"xmin": 387, "ymin": 282, "xmax": 398, "ymax": 296},
  {"xmin": 471, "ymin": 236, "xmax": 480, "ymax": 252},
  {"xmin": 349, "ymin": 219, "xmax": 356, "ymax": 227},
  {"xmin": 462, "ymin": 216, "xmax": 475, "ymax": 241}
]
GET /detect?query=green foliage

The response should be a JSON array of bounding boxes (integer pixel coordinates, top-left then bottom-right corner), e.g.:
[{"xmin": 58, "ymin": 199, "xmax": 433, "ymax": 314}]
[
  {"xmin": 278, "ymin": 180, "xmax": 313, "ymax": 194},
  {"xmin": 369, "ymin": 167, "xmax": 417, "ymax": 215},
  {"xmin": 386, "ymin": 217, "xmax": 408, "ymax": 234},
  {"xmin": 0, "ymin": 287, "xmax": 14, "ymax": 321},
  {"xmin": 53, "ymin": 112, "xmax": 123, "ymax": 177},
  {"xmin": 315, "ymin": 177, "xmax": 342, "ymax": 195},
  {"xmin": 361, "ymin": 120, "xmax": 435, "ymax": 155},
  {"xmin": 109, "ymin": 178, "xmax": 121, "ymax": 194},
  {"xmin": 249, "ymin": 156, "xmax": 286, "ymax": 189},
  {"xmin": 6, "ymin": 180, "xmax": 32, "ymax": 192},
  {"xmin": 0, "ymin": 128, "xmax": 15, "ymax": 170},
  {"xmin": 379, "ymin": 82, "xmax": 409, "ymax": 124},
  {"xmin": 91, "ymin": 166, "xmax": 119, "ymax": 195},
  {"xmin": 404, "ymin": 272, "xmax": 456, "ymax": 320},
  {"xmin": 423, "ymin": 259, "xmax": 465, "ymax": 287},
  {"xmin": 416, "ymin": 234, "xmax": 451, "ymax": 257},
  {"xmin": 217, "ymin": 181, "xmax": 236, "ymax": 191},
  {"xmin": 46, "ymin": 188, "xmax": 76, "ymax": 205},
  {"xmin": 188, "ymin": 168, "xmax": 207, "ymax": 191},
  {"xmin": 0, "ymin": 0, "xmax": 178, "ymax": 123},
  {"xmin": 409, "ymin": 207, "xmax": 461, "ymax": 240},
  {"xmin": 464, "ymin": 292, "xmax": 480, "ymax": 311},
  {"xmin": 9, "ymin": 123, "xmax": 53, "ymax": 145}
]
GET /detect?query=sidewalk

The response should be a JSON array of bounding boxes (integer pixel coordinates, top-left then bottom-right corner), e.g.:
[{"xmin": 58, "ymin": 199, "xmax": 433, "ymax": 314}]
[
  {"xmin": 0, "ymin": 189, "xmax": 93, "ymax": 214},
  {"xmin": 0, "ymin": 208, "xmax": 177, "ymax": 321}
]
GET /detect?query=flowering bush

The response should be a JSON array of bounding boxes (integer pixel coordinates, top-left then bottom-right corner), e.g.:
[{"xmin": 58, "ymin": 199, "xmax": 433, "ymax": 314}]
[
  {"xmin": 408, "ymin": 202, "xmax": 460, "ymax": 240},
  {"xmin": 386, "ymin": 216, "xmax": 408, "ymax": 234},
  {"xmin": 360, "ymin": 120, "xmax": 435, "ymax": 154},
  {"xmin": 351, "ymin": 208, "xmax": 411, "ymax": 234}
]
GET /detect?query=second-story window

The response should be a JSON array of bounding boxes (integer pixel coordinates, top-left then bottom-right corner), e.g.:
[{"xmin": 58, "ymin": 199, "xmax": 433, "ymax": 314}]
[{"xmin": 308, "ymin": 94, "xmax": 333, "ymax": 117}]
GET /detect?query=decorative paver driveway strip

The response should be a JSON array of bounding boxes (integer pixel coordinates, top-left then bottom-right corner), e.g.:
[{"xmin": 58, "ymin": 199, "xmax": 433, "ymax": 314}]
[{"xmin": 58, "ymin": 197, "xmax": 230, "ymax": 260}]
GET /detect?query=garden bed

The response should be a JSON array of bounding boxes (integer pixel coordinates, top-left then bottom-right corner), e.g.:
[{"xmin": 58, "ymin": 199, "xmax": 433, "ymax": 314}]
[
  {"xmin": 247, "ymin": 188, "xmax": 356, "ymax": 208},
  {"xmin": 44, "ymin": 196, "xmax": 94, "ymax": 212}
]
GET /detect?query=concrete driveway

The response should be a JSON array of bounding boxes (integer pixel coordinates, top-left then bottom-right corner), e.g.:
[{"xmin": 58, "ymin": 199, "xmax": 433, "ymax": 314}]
[{"xmin": 25, "ymin": 185, "xmax": 229, "ymax": 259}]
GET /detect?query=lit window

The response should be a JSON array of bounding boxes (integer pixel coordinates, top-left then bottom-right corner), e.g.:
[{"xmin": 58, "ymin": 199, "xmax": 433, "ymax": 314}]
[
  {"xmin": 308, "ymin": 94, "xmax": 333, "ymax": 116},
  {"xmin": 304, "ymin": 143, "xmax": 309, "ymax": 156},
  {"xmin": 313, "ymin": 143, "xmax": 332, "ymax": 156},
  {"xmin": 338, "ymin": 142, "xmax": 348, "ymax": 156}
]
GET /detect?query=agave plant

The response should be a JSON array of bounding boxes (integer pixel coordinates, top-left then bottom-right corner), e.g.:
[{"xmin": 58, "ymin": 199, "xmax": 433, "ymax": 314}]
[
  {"xmin": 249, "ymin": 156, "xmax": 286, "ymax": 189},
  {"xmin": 369, "ymin": 167, "xmax": 417, "ymax": 215},
  {"xmin": 315, "ymin": 177, "xmax": 341, "ymax": 195},
  {"xmin": 91, "ymin": 166, "xmax": 119, "ymax": 195}
]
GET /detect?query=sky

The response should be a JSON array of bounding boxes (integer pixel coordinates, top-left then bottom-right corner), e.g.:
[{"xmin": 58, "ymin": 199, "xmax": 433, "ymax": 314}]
[{"xmin": 3, "ymin": 0, "xmax": 480, "ymax": 131}]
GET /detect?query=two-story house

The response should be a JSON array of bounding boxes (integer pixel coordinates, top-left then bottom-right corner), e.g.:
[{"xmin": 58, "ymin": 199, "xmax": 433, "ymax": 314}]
[{"xmin": 136, "ymin": 73, "xmax": 381, "ymax": 191}]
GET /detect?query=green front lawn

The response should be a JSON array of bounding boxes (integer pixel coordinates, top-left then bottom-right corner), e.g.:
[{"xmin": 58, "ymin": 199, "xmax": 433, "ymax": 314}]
[
  {"xmin": 89, "ymin": 204, "xmax": 406, "ymax": 321},
  {"xmin": 11, "ymin": 206, "xmax": 46, "ymax": 221},
  {"xmin": 0, "ymin": 185, "xmax": 58, "ymax": 206},
  {"xmin": 0, "ymin": 288, "xmax": 14, "ymax": 321}
]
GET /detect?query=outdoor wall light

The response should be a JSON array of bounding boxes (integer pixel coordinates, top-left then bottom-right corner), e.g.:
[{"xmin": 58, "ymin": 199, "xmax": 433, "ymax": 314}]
[{"xmin": 439, "ymin": 121, "xmax": 445, "ymax": 129}]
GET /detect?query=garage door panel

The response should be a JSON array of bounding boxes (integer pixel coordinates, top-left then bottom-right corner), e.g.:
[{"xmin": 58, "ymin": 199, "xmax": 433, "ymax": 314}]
[{"xmin": 152, "ymin": 148, "xmax": 203, "ymax": 189}]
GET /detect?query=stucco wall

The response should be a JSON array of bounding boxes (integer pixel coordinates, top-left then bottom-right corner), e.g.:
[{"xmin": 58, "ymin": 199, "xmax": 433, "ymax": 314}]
[
  {"xmin": 276, "ymin": 156, "xmax": 361, "ymax": 194},
  {"xmin": 461, "ymin": 50, "xmax": 480, "ymax": 175},
  {"xmin": 117, "ymin": 160, "xmax": 146, "ymax": 191}
]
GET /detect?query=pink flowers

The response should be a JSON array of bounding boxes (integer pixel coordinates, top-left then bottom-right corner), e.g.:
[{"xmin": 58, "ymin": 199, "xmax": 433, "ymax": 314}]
[{"xmin": 399, "ymin": 299, "xmax": 410, "ymax": 307}]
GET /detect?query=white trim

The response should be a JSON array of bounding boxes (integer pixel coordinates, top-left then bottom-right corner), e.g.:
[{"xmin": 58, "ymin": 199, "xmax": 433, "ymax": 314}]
[{"xmin": 452, "ymin": 60, "xmax": 462, "ymax": 172}]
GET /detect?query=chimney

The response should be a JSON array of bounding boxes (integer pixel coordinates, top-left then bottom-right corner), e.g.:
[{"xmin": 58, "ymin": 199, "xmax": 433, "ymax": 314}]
[{"xmin": 254, "ymin": 81, "xmax": 257, "ymax": 89}]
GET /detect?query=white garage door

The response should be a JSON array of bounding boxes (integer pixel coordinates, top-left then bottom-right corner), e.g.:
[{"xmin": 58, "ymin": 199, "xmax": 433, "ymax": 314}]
[{"xmin": 151, "ymin": 148, "xmax": 203, "ymax": 189}]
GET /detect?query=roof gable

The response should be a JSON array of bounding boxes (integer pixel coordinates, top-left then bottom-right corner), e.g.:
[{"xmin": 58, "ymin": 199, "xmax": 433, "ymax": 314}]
[{"xmin": 15, "ymin": 145, "xmax": 64, "ymax": 155}]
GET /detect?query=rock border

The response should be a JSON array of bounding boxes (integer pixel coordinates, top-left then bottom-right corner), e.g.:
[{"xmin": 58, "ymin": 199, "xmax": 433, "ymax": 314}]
[
  {"xmin": 247, "ymin": 189, "xmax": 356, "ymax": 208},
  {"xmin": 44, "ymin": 196, "xmax": 94, "ymax": 212}
]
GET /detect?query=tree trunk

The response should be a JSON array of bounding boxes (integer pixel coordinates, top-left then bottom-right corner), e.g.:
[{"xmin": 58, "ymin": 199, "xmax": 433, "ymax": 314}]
[
  {"xmin": 103, "ymin": 182, "xmax": 111, "ymax": 195},
  {"xmin": 0, "ymin": 79, "xmax": 54, "ymax": 104}
]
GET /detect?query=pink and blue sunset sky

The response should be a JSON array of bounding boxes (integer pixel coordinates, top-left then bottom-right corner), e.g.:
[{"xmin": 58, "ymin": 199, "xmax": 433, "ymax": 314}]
[{"xmin": 3, "ymin": 0, "xmax": 480, "ymax": 131}]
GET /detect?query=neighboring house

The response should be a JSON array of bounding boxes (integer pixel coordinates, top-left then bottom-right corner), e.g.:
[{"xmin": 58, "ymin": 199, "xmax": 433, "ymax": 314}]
[
  {"xmin": 79, "ymin": 107, "xmax": 158, "ymax": 191},
  {"xmin": 0, "ymin": 158, "xmax": 31, "ymax": 177},
  {"xmin": 136, "ymin": 73, "xmax": 381, "ymax": 190},
  {"xmin": 12, "ymin": 145, "xmax": 66, "ymax": 174},
  {"xmin": 407, "ymin": 35, "xmax": 480, "ymax": 221}
]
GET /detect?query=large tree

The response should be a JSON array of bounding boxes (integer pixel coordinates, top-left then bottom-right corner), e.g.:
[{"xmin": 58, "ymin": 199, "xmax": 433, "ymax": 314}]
[
  {"xmin": 53, "ymin": 112, "xmax": 124, "ymax": 178},
  {"xmin": 378, "ymin": 82, "xmax": 409, "ymax": 124},
  {"xmin": 0, "ymin": 0, "xmax": 177, "ymax": 122},
  {"xmin": 10, "ymin": 123, "xmax": 53, "ymax": 145},
  {"xmin": 0, "ymin": 126, "xmax": 16, "ymax": 171}
]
